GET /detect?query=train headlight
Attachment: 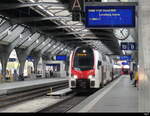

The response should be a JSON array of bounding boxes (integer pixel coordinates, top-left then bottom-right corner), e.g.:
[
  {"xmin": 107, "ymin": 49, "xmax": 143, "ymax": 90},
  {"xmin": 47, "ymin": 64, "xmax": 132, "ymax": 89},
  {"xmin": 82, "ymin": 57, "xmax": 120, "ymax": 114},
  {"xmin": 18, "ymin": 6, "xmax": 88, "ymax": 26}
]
[
  {"xmin": 88, "ymin": 75, "xmax": 93, "ymax": 79},
  {"xmin": 73, "ymin": 75, "xmax": 78, "ymax": 79}
]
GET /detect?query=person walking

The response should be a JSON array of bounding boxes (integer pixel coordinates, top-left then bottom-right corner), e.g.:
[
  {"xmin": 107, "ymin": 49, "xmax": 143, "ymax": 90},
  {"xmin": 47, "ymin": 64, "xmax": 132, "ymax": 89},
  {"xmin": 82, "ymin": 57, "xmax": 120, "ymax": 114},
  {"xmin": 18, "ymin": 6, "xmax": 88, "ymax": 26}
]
[
  {"xmin": 130, "ymin": 70, "xmax": 134, "ymax": 80},
  {"xmin": 133, "ymin": 71, "xmax": 138, "ymax": 87},
  {"xmin": 13, "ymin": 70, "xmax": 19, "ymax": 81}
]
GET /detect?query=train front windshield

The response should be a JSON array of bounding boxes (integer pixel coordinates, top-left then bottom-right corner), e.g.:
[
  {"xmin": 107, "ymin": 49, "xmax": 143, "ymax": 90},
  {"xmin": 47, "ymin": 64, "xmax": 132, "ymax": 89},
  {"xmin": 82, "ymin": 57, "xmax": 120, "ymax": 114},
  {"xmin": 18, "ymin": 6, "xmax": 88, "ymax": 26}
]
[{"xmin": 73, "ymin": 48, "xmax": 94, "ymax": 71}]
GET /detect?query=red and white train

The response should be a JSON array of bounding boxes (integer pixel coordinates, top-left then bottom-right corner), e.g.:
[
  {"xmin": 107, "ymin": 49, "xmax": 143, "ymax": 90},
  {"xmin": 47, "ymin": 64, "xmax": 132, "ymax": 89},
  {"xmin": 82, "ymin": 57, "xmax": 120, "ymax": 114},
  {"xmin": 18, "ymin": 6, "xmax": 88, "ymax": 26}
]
[{"xmin": 69, "ymin": 46, "xmax": 119, "ymax": 90}]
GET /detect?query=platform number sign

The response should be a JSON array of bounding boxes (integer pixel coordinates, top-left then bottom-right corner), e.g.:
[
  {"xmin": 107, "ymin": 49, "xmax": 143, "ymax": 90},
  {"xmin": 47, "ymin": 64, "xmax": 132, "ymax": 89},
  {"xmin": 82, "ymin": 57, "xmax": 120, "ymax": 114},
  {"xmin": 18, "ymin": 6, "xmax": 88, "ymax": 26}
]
[
  {"xmin": 128, "ymin": 42, "xmax": 136, "ymax": 50},
  {"xmin": 121, "ymin": 42, "xmax": 136, "ymax": 50},
  {"xmin": 121, "ymin": 42, "xmax": 128, "ymax": 50}
]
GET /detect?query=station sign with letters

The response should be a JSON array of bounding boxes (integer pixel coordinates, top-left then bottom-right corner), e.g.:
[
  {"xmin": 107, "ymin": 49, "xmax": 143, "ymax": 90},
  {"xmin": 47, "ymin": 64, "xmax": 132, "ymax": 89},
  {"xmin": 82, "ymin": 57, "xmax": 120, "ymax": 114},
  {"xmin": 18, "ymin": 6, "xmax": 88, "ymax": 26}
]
[
  {"xmin": 121, "ymin": 42, "xmax": 137, "ymax": 50},
  {"xmin": 56, "ymin": 56, "xmax": 67, "ymax": 61},
  {"xmin": 85, "ymin": 4, "xmax": 136, "ymax": 28},
  {"xmin": 120, "ymin": 42, "xmax": 129, "ymax": 50},
  {"xmin": 122, "ymin": 62, "xmax": 129, "ymax": 65},
  {"xmin": 8, "ymin": 58, "xmax": 16, "ymax": 62},
  {"xmin": 119, "ymin": 56, "xmax": 132, "ymax": 61},
  {"xmin": 46, "ymin": 64, "xmax": 60, "ymax": 66},
  {"xmin": 26, "ymin": 56, "xmax": 34, "ymax": 62},
  {"xmin": 128, "ymin": 42, "xmax": 136, "ymax": 50}
]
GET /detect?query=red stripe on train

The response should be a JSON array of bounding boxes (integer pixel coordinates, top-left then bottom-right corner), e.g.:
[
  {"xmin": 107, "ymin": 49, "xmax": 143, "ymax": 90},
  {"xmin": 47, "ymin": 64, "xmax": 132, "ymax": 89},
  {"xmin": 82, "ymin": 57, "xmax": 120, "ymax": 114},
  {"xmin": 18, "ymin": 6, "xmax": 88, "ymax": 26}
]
[{"xmin": 71, "ymin": 69, "xmax": 95, "ymax": 79}]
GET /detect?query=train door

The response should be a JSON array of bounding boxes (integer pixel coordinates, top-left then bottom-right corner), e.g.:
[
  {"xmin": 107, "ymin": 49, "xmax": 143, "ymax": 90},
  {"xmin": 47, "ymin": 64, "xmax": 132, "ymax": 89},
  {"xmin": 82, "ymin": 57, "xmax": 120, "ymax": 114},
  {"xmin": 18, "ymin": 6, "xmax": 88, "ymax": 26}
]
[
  {"xmin": 100, "ymin": 65, "xmax": 104, "ymax": 87},
  {"xmin": 96, "ymin": 60, "xmax": 102, "ymax": 88}
]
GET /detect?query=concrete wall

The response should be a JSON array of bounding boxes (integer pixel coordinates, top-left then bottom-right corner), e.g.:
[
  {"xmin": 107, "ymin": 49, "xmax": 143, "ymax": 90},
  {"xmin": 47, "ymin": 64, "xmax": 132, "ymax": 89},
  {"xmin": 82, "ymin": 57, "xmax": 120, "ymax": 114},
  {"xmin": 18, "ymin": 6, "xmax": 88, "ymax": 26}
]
[{"xmin": 138, "ymin": 0, "xmax": 150, "ymax": 112}]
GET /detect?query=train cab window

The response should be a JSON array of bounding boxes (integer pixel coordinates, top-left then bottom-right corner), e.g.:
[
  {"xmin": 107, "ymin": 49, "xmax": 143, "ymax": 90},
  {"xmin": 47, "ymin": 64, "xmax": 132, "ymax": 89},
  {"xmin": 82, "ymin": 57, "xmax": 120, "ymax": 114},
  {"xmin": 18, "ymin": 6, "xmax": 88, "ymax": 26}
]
[{"xmin": 74, "ymin": 47, "xmax": 94, "ymax": 71}]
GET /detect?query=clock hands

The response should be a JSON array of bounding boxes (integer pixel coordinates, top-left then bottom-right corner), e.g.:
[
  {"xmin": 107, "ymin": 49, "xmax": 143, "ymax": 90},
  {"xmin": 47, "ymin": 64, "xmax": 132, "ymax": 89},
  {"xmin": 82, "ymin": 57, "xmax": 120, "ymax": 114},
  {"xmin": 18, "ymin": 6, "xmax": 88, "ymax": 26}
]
[
  {"xmin": 120, "ymin": 29, "xmax": 125, "ymax": 37},
  {"xmin": 113, "ymin": 28, "xmax": 129, "ymax": 40}
]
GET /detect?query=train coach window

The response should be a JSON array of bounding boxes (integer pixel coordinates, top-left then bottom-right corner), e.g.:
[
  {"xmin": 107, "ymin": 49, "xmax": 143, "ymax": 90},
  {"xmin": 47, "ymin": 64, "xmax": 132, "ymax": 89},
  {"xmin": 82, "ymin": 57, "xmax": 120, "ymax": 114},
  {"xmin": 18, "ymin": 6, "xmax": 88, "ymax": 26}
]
[{"xmin": 98, "ymin": 61, "xmax": 102, "ymax": 69}]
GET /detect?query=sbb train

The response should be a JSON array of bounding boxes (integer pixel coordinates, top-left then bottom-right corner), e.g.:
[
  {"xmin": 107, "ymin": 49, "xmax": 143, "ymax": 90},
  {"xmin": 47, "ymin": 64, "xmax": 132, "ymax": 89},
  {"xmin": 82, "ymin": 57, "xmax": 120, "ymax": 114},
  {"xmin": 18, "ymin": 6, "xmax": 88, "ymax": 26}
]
[{"xmin": 68, "ymin": 46, "xmax": 118, "ymax": 90}]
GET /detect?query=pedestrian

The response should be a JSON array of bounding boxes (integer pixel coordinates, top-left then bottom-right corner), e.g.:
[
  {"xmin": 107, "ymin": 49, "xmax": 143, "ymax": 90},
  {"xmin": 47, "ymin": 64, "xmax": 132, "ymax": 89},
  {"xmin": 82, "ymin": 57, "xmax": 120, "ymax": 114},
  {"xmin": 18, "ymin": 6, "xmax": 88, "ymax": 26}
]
[
  {"xmin": 13, "ymin": 70, "xmax": 18, "ymax": 81},
  {"xmin": 133, "ymin": 71, "xmax": 138, "ymax": 87},
  {"xmin": 130, "ymin": 70, "xmax": 134, "ymax": 80},
  {"xmin": 19, "ymin": 73, "xmax": 24, "ymax": 81}
]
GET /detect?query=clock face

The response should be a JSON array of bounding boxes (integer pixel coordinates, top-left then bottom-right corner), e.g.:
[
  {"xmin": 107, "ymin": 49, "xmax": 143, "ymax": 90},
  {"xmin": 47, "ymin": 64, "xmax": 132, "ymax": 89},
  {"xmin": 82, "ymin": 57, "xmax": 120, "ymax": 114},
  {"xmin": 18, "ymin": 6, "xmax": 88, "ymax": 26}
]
[{"xmin": 113, "ymin": 28, "xmax": 129, "ymax": 40}]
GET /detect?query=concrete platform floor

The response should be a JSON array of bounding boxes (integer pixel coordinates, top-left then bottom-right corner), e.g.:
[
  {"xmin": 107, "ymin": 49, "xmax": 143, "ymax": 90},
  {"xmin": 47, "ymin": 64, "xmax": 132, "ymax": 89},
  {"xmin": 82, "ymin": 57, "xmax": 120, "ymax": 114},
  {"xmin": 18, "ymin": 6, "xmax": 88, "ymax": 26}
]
[
  {"xmin": 69, "ymin": 75, "xmax": 138, "ymax": 112},
  {"xmin": 0, "ymin": 78, "xmax": 67, "ymax": 96}
]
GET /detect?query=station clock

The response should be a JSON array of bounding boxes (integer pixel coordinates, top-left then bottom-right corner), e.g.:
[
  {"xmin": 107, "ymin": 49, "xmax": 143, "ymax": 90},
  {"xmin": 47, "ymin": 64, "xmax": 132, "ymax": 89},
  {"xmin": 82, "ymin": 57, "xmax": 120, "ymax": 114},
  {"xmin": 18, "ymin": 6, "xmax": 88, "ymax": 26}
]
[{"xmin": 113, "ymin": 28, "xmax": 130, "ymax": 40}]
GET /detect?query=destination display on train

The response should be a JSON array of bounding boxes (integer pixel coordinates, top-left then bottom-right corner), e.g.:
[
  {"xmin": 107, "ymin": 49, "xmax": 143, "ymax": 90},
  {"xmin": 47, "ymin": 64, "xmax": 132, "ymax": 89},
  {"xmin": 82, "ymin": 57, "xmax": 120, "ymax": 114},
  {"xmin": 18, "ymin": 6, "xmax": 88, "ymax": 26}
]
[
  {"xmin": 85, "ymin": 6, "xmax": 135, "ymax": 28},
  {"xmin": 76, "ymin": 53, "xmax": 87, "ymax": 56}
]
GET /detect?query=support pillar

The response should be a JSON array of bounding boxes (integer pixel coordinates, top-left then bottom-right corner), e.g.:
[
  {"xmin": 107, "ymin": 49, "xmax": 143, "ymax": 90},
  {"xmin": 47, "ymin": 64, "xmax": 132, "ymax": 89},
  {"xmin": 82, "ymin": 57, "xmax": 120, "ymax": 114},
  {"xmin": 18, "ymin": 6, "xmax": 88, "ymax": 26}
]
[
  {"xmin": 1, "ymin": 57, "xmax": 7, "ymax": 80},
  {"xmin": 16, "ymin": 49, "xmax": 27, "ymax": 76},
  {"xmin": 138, "ymin": 0, "xmax": 150, "ymax": 112},
  {"xmin": 33, "ymin": 57, "xmax": 40, "ymax": 74},
  {"xmin": 0, "ymin": 46, "xmax": 11, "ymax": 80}
]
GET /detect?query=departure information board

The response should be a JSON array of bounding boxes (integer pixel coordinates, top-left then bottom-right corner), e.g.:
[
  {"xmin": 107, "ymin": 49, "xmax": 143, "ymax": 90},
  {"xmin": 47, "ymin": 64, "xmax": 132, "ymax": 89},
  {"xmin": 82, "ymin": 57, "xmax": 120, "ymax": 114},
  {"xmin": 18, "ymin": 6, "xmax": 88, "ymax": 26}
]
[{"xmin": 85, "ymin": 6, "xmax": 135, "ymax": 28}]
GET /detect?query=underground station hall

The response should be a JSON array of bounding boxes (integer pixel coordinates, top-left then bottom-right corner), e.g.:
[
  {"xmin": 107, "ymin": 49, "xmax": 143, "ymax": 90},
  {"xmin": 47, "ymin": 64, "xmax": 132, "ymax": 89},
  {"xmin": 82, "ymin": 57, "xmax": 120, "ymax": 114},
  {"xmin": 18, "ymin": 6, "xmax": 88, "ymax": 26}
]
[{"xmin": 0, "ymin": 0, "xmax": 150, "ymax": 114}]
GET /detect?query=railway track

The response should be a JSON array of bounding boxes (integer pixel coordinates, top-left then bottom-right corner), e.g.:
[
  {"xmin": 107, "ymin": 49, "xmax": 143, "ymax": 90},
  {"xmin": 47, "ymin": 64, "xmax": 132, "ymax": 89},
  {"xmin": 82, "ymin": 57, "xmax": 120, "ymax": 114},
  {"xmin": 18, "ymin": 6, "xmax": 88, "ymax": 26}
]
[
  {"xmin": 0, "ymin": 81, "xmax": 68, "ymax": 108},
  {"xmin": 38, "ymin": 90, "xmax": 97, "ymax": 113}
]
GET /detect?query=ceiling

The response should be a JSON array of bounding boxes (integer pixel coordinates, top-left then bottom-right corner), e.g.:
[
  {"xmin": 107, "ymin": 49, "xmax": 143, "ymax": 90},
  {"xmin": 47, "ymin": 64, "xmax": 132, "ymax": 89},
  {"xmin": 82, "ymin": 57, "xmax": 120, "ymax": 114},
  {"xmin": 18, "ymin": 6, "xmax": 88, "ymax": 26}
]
[{"xmin": 0, "ymin": 0, "xmax": 123, "ymax": 58}]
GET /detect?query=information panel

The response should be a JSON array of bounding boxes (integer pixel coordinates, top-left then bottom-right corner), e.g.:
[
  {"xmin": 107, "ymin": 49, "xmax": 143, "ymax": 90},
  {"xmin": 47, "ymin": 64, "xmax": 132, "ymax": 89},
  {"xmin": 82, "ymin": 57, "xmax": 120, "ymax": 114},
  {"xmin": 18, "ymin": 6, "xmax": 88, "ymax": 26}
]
[
  {"xmin": 56, "ymin": 56, "xmax": 67, "ymax": 61},
  {"xmin": 85, "ymin": 6, "xmax": 135, "ymax": 28},
  {"xmin": 119, "ymin": 56, "xmax": 132, "ymax": 61},
  {"xmin": 121, "ymin": 42, "xmax": 137, "ymax": 50}
]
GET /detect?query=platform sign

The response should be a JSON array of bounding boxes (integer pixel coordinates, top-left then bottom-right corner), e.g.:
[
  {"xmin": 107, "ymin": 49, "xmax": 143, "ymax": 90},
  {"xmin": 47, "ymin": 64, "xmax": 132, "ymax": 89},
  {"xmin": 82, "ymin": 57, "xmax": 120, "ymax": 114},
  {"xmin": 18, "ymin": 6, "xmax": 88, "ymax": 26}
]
[
  {"xmin": 120, "ymin": 56, "xmax": 132, "ymax": 61},
  {"xmin": 56, "ymin": 56, "xmax": 67, "ymax": 61},
  {"xmin": 121, "ymin": 42, "xmax": 129, "ymax": 50},
  {"xmin": 8, "ymin": 58, "xmax": 16, "ymax": 62},
  {"xmin": 26, "ymin": 56, "xmax": 34, "ymax": 62},
  {"xmin": 128, "ymin": 42, "xmax": 136, "ymax": 50},
  {"xmin": 85, "ymin": 6, "xmax": 135, "ymax": 28},
  {"xmin": 46, "ymin": 64, "xmax": 60, "ymax": 66},
  {"xmin": 121, "ymin": 42, "xmax": 136, "ymax": 50},
  {"xmin": 122, "ymin": 62, "xmax": 129, "ymax": 65}
]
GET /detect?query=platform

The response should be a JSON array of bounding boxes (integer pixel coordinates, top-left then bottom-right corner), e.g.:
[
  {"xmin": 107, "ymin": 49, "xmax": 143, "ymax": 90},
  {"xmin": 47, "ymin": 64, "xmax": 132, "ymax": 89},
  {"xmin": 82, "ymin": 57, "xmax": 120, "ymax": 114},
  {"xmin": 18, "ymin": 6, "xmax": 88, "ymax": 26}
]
[
  {"xmin": 0, "ymin": 96, "xmax": 65, "ymax": 112},
  {"xmin": 68, "ymin": 75, "xmax": 138, "ymax": 112},
  {"xmin": 47, "ymin": 88, "xmax": 72, "ymax": 96},
  {"xmin": 0, "ymin": 78, "xmax": 68, "ymax": 96}
]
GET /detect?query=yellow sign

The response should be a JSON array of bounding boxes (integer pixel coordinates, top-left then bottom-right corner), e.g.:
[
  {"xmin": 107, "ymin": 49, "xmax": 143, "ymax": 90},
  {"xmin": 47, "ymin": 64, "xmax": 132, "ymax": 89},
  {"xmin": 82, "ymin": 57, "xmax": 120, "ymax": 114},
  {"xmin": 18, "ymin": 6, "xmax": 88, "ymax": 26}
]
[{"xmin": 77, "ymin": 53, "xmax": 87, "ymax": 56}]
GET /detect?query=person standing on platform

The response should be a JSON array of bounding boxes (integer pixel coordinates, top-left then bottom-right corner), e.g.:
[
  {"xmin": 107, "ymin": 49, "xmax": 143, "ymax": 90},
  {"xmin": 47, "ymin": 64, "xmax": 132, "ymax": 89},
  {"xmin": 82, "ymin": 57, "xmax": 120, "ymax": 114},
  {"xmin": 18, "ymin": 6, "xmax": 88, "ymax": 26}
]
[
  {"xmin": 13, "ymin": 70, "xmax": 18, "ymax": 81},
  {"xmin": 0, "ymin": 71, "xmax": 3, "ymax": 81},
  {"xmin": 130, "ymin": 70, "xmax": 134, "ymax": 80},
  {"xmin": 133, "ymin": 71, "xmax": 138, "ymax": 87}
]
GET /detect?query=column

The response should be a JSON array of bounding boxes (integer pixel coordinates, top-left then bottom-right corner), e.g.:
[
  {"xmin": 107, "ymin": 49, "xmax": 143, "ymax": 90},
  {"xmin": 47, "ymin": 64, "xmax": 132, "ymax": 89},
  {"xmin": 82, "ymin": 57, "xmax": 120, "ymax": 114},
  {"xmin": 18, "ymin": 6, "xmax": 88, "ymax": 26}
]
[{"xmin": 138, "ymin": 0, "xmax": 150, "ymax": 112}]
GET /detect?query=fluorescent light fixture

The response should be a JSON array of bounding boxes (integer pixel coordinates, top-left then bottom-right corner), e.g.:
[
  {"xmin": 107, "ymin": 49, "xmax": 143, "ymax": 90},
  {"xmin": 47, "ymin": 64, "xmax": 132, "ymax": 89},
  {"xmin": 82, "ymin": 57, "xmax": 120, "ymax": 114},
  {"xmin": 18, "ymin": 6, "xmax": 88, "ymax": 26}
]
[
  {"xmin": 36, "ymin": 40, "xmax": 39, "ymax": 43},
  {"xmin": 20, "ymin": 34, "xmax": 22, "ymax": 38},
  {"xmin": 28, "ymin": 37, "xmax": 31, "ymax": 41},
  {"xmin": 8, "ymin": 30, "xmax": 11, "ymax": 35}
]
